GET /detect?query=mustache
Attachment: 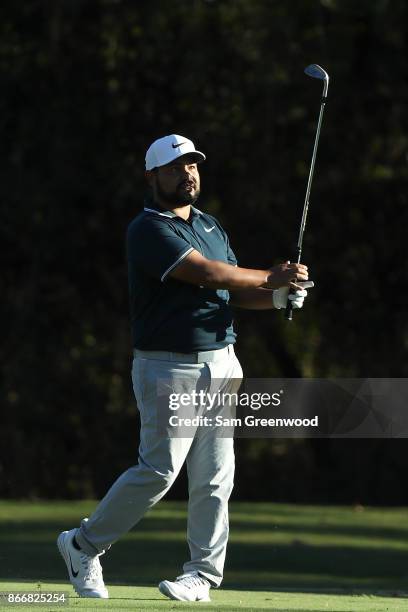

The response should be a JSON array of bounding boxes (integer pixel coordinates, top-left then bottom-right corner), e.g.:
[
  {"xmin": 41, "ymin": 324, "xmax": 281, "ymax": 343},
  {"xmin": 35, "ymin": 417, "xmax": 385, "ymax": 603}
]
[{"xmin": 178, "ymin": 180, "xmax": 196, "ymax": 189}]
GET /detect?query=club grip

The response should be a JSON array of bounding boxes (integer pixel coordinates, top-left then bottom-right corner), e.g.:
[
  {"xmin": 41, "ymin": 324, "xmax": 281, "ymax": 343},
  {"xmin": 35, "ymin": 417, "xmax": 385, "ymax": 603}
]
[{"xmin": 285, "ymin": 292, "xmax": 294, "ymax": 321}]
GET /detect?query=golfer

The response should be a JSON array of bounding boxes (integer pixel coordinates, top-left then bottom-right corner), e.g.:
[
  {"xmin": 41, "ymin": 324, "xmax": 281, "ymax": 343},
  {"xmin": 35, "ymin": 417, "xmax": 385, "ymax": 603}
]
[{"xmin": 57, "ymin": 134, "xmax": 311, "ymax": 601}]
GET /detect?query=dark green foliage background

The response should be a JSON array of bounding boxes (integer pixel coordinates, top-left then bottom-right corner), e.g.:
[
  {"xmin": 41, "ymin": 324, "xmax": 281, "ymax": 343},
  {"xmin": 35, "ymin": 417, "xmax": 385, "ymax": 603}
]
[{"xmin": 2, "ymin": 0, "xmax": 407, "ymax": 501}]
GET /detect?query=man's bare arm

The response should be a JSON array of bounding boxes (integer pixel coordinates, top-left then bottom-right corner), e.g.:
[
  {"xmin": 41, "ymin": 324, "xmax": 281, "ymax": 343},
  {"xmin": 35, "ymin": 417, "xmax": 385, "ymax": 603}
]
[{"xmin": 168, "ymin": 250, "xmax": 308, "ymax": 290}]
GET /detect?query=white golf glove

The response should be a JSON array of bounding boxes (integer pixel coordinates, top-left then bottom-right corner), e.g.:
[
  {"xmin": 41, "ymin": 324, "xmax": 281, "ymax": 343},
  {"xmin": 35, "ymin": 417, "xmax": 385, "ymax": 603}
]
[{"xmin": 273, "ymin": 281, "xmax": 314, "ymax": 310}]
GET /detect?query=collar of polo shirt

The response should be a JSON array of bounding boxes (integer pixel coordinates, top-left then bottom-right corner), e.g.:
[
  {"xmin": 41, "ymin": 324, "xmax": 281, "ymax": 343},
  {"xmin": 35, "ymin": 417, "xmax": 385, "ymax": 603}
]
[{"xmin": 144, "ymin": 203, "xmax": 203, "ymax": 219}]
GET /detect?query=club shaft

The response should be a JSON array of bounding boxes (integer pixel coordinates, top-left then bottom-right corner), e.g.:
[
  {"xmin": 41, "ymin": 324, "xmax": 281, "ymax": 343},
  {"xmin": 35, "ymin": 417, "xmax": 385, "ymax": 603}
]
[
  {"xmin": 285, "ymin": 92, "xmax": 328, "ymax": 321},
  {"xmin": 297, "ymin": 96, "xmax": 327, "ymax": 256}
]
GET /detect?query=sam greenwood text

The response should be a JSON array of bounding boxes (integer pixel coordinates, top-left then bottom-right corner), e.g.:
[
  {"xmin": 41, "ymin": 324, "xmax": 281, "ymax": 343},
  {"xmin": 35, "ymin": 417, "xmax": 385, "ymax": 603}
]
[{"xmin": 168, "ymin": 415, "xmax": 319, "ymax": 428}]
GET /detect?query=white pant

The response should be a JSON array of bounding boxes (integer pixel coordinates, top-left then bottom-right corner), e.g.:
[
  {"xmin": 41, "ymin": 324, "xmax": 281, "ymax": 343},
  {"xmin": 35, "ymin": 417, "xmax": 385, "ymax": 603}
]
[{"xmin": 76, "ymin": 344, "xmax": 243, "ymax": 586}]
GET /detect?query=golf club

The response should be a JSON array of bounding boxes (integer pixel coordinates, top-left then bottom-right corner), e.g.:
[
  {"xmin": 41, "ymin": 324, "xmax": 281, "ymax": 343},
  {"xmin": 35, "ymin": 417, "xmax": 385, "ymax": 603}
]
[{"xmin": 285, "ymin": 64, "xmax": 329, "ymax": 321}]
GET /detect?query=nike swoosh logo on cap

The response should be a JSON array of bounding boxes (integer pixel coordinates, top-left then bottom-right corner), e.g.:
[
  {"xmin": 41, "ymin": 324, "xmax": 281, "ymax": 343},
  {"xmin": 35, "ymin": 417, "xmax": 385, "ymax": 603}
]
[
  {"xmin": 172, "ymin": 142, "xmax": 186, "ymax": 149},
  {"xmin": 68, "ymin": 551, "xmax": 79, "ymax": 578}
]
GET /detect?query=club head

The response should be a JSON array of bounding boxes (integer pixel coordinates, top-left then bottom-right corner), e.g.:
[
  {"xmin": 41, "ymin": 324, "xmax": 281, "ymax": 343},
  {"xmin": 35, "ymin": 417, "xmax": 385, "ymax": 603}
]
[{"xmin": 304, "ymin": 64, "xmax": 329, "ymax": 97}]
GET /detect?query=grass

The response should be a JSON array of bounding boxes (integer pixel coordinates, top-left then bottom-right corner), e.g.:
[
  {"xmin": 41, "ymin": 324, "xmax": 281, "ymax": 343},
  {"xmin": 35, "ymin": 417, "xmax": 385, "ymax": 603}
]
[{"xmin": 0, "ymin": 501, "xmax": 408, "ymax": 610}]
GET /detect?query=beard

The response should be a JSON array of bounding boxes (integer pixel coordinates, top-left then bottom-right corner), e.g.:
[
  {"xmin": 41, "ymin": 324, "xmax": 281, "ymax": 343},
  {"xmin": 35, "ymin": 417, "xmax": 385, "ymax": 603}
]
[{"xmin": 155, "ymin": 177, "xmax": 200, "ymax": 206}]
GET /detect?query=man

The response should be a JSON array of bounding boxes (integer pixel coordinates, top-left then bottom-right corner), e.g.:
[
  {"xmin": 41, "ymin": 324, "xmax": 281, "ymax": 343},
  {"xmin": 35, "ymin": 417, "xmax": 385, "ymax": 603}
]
[{"xmin": 57, "ymin": 134, "xmax": 310, "ymax": 602}]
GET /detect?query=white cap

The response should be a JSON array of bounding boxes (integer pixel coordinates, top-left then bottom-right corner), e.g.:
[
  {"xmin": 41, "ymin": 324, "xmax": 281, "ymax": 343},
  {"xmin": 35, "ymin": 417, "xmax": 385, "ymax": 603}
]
[{"xmin": 145, "ymin": 134, "xmax": 206, "ymax": 171}]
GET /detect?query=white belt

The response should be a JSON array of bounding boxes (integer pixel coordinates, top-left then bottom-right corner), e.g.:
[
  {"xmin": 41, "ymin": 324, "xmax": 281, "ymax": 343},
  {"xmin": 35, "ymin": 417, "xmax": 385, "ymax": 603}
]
[{"xmin": 133, "ymin": 344, "xmax": 233, "ymax": 364}]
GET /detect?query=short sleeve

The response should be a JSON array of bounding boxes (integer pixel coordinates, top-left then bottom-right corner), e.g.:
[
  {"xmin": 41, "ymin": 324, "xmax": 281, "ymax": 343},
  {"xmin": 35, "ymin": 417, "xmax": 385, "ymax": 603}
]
[{"xmin": 127, "ymin": 217, "xmax": 194, "ymax": 282}]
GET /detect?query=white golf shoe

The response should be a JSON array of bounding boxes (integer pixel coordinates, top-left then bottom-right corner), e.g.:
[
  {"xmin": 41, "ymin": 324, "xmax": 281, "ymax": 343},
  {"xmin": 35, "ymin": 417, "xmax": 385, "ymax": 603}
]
[
  {"xmin": 57, "ymin": 527, "xmax": 108, "ymax": 598},
  {"xmin": 159, "ymin": 571, "xmax": 211, "ymax": 602}
]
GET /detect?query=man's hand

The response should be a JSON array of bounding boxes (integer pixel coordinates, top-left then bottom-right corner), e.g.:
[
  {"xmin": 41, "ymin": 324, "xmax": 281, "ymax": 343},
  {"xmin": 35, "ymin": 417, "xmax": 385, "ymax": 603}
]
[
  {"xmin": 273, "ymin": 281, "xmax": 314, "ymax": 310},
  {"xmin": 264, "ymin": 261, "xmax": 309, "ymax": 290}
]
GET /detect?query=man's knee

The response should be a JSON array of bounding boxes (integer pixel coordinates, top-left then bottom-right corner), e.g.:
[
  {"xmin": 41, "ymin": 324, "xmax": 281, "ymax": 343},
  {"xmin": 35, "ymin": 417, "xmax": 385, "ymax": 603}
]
[
  {"xmin": 189, "ymin": 475, "xmax": 234, "ymax": 500},
  {"xmin": 125, "ymin": 461, "xmax": 180, "ymax": 489}
]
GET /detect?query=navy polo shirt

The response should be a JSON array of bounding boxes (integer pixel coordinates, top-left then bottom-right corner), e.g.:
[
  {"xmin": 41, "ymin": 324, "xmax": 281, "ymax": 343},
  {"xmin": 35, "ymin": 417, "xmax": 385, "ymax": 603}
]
[{"xmin": 127, "ymin": 203, "xmax": 237, "ymax": 352}]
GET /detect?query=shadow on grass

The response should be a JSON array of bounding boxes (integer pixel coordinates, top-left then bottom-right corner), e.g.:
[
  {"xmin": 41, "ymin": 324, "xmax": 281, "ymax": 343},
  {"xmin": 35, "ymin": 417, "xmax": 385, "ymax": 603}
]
[
  {"xmin": 1, "ymin": 512, "xmax": 408, "ymax": 597},
  {"xmin": 3, "ymin": 514, "xmax": 408, "ymax": 542}
]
